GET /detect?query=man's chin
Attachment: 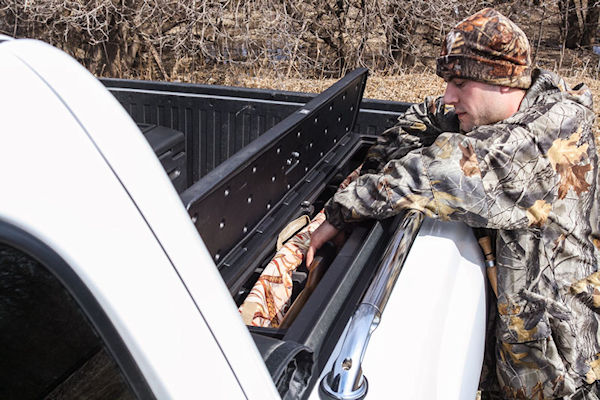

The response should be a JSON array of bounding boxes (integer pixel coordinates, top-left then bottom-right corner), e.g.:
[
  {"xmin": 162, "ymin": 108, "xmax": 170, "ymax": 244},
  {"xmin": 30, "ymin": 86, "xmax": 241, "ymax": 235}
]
[
  {"xmin": 459, "ymin": 122, "xmax": 474, "ymax": 132},
  {"xmin": 457, "ymin": 114, "xmax": 474, "ymax": 132}
]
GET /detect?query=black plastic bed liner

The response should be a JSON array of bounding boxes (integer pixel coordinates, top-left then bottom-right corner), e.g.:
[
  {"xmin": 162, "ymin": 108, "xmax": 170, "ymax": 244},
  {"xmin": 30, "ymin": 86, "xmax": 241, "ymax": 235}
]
[{"xmin": 102, "ymin": 75, "xmax": 411, "ymax": 188}]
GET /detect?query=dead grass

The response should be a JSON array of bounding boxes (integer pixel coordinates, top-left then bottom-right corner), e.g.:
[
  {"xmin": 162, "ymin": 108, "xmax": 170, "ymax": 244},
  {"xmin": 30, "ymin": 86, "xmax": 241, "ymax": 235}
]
[
  {"xmin": 212, "ymin": 70, "xmax": 447, "ymax": 102},
  {"xmin": 210, "ymin": 69, "xmax": 600, "ymax": 140},
  {"xmin": 213, "ymin": 69, "xmax": 600, "ymax": 105}
]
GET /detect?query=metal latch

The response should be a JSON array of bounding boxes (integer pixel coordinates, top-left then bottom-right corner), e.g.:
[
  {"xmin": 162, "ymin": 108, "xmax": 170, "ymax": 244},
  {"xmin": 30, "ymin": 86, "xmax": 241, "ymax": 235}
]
[{"xmin": 285, "ymin": 151, "xmax": 301, "ymax": 175}]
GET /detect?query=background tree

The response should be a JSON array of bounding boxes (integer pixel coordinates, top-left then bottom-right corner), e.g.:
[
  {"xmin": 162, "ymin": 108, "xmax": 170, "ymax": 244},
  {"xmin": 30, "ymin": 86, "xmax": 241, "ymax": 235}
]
[
  {"xmin": 559, "ymin": 0, "xmax": 600, "ymax": 49},
  {"xmin": 1, "ymin": 0, "xmax": 598, "ymax": 80}
]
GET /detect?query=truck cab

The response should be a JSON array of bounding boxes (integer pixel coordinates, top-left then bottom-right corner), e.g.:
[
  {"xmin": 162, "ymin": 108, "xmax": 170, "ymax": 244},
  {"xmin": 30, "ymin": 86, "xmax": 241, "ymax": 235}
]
[{"xmin": 0, "ymin": 38, "xmax": 487, "ymax": 399}]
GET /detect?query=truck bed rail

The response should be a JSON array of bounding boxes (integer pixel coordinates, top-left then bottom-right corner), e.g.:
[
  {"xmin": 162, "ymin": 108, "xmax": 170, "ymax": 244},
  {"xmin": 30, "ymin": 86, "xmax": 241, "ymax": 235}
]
[{"xmin": 319, "ymin": 210, "xmax": 424, "ymax": 399}]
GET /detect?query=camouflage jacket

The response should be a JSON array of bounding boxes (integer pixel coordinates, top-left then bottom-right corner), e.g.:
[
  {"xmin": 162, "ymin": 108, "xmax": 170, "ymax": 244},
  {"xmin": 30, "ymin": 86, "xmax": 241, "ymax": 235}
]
[{"xmin": 325, "ymin": 69, "xmax": 600, "ymax": 399}]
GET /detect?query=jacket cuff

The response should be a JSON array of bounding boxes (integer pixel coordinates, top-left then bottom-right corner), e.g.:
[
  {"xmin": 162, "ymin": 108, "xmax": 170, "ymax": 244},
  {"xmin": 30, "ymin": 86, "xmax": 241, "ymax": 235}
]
[{"xmin": 324, "ymin": 198, "xmax": 348, "ymax": 230}]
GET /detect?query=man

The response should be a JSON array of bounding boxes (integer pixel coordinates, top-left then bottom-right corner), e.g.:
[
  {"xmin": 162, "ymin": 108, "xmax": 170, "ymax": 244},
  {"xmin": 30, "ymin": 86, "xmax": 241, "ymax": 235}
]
[{"xmin": 307, "ymin": 8, "xmax": 600, "ymax": 399}]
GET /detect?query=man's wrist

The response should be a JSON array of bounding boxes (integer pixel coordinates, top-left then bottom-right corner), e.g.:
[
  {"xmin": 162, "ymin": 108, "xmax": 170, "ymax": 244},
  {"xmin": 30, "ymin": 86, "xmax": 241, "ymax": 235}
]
[{"xmin": 324, "ymin": 199, "xmax": 347, "ymax": 231}]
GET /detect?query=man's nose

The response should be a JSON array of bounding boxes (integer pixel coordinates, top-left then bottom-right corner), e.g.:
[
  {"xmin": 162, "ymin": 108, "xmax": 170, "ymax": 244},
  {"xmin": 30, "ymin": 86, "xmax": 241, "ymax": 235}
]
[{"xmin": 443, "ymin": 84, "xmax": 457, "ymax": 105}]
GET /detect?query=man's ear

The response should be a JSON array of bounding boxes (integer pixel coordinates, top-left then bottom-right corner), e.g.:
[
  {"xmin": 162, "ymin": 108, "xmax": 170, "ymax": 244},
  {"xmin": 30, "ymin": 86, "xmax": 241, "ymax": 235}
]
[{"xmin": 499, "ymin": 86, "xmax": 525, "ymax": 95}]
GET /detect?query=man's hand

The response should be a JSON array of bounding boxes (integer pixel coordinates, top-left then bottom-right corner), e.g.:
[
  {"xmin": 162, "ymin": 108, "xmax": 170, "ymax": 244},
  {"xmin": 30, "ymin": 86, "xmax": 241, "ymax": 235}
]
[{"xmin": 306, "ymin": 221, "xmax": 341, "ymax": 267}]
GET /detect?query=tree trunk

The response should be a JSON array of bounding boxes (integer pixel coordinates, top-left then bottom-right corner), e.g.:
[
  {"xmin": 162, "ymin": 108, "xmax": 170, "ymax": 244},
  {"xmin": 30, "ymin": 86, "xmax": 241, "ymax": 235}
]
[
  {"xmin": 559, "ymin": 0, "xmax": 582, "ymax": 49},
  {"xmin": 581, "ymin": 0, "xmax": 600, "ymax": 47}
]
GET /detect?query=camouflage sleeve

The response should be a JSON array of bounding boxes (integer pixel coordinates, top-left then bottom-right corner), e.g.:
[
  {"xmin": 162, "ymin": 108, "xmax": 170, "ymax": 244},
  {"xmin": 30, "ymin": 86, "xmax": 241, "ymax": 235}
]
[
  {"xmin": 325, "ymin": 99, "xmax": 594, "ymax": 230},
  {"xmin": 361, "ymin": 96, "xmax": 460, "ymax": 175}
]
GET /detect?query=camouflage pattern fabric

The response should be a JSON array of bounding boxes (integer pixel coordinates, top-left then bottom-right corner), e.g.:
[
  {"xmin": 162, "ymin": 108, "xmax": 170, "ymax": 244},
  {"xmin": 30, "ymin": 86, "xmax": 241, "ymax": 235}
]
[
  {"xmin": 437, "ymin": 8, "xmax": 532, "ymax": 89},
  {"xmin": 239, "ymin": 166, "xmax": 361, "ymax": 327},
  {"xmin": 324, "ymin": 69, "xmax": 600, "ymax": 399},
  {"xmin": 238, "ymin": 210, "xmax": 326, "ymax": 327}
]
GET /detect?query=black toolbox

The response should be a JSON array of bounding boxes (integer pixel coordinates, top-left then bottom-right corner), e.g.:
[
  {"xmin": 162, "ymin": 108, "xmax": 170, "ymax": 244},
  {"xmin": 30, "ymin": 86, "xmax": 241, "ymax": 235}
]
[{"xmin": 178, "ymin": 69, "xmax": 402, "ymax": 399}]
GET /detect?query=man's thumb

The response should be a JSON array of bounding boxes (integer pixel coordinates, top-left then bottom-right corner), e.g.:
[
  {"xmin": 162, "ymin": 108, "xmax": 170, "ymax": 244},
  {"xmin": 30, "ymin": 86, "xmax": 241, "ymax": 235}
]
[{"xmin": 306, "ymin": 246, "xmax": 314, "ymax": 268}]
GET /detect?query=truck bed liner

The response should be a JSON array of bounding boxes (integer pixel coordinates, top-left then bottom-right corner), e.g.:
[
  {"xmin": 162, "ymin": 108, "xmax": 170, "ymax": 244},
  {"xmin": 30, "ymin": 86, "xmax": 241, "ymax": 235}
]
[{"xmin": 102, "ymin": 77, "xmax": 411, "ymax": 187}]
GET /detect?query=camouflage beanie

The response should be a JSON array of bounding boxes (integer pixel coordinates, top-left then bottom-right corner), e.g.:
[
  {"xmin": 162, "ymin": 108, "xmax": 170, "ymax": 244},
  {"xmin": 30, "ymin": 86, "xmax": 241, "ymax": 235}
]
[{"xmin": 436, "ymin": 8, "xmax": 532, "ymax": 89}]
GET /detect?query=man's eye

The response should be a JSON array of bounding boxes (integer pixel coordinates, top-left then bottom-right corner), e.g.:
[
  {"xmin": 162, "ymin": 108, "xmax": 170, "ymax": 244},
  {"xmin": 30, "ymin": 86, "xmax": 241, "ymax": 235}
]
[{"xmin": 454, "ymin": 81, "xmax": 465, "ymax": 88}]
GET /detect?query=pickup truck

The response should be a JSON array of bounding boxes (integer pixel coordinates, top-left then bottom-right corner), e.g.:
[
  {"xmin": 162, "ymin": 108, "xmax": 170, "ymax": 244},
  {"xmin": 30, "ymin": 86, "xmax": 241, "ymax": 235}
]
[{"xmin": 0, "ymin": 37, "xmax": 488, "ymax": 400}]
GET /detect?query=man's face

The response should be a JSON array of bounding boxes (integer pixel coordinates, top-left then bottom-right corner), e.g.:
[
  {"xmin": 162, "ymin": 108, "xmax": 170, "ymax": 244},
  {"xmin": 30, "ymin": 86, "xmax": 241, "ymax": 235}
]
[{"xmin": 443, "ymin": 78, "xmax": 507, "ymax": 132}]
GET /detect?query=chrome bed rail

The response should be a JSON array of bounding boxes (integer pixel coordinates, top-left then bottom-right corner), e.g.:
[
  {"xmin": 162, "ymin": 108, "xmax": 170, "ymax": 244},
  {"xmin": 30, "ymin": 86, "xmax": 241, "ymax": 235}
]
[{"xmin": 319, "ymin": 210, "xmax": 424, "ymax": 400}]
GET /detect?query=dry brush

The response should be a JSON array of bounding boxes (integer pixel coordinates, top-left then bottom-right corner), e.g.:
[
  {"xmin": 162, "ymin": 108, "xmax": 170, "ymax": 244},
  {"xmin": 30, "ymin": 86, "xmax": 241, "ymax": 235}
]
[{"xmin": 1, "ymin": 0, "xmax": 599, "ymax": 80}]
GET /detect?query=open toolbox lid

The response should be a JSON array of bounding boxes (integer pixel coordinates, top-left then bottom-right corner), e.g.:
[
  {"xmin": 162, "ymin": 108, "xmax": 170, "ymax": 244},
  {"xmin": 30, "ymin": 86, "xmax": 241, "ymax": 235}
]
[{"xmin": 181, "ymin": 68, "xmax": 368, "ymax": 289}]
